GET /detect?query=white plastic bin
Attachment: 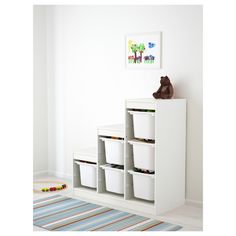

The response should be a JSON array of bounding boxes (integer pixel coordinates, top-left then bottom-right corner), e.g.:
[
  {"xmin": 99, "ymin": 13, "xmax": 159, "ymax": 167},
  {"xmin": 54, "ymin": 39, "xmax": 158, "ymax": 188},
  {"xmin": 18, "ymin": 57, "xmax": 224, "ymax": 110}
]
[
  {"xmin": 128, "ymin": 140, "xmax": 155, "ymax": 171},
  {"xmin": 128, "ymin": 170, "xmax": 155, "ymax": 201},
  {"xmin": 100, "ymin": 137, "xmax": 124, "ymax": 165},
  {"xmin": 128, "ymin": 111, "xmax": 155, "ymax": 140},
  {"xmin": 100, "ymin": 164, "xmax": 124, "ymax": 194},
  {"xmin": 75, "ymin": 161, "xmax": 97, "ymax": 188}
]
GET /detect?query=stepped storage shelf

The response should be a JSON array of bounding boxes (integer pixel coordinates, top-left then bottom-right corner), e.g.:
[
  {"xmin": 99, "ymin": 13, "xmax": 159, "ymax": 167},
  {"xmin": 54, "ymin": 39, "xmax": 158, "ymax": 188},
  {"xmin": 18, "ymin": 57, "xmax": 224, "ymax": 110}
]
[{"xmin": 73, "ymin": 98, "xmax": 186, "ymax": 216}]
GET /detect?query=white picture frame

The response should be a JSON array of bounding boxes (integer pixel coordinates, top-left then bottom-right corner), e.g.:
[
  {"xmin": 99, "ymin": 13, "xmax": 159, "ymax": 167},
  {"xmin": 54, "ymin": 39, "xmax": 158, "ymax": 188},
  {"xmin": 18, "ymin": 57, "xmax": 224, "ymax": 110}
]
[{"xmin": 126, "ymin": 32, "xmax": 162, "ymax": 69}]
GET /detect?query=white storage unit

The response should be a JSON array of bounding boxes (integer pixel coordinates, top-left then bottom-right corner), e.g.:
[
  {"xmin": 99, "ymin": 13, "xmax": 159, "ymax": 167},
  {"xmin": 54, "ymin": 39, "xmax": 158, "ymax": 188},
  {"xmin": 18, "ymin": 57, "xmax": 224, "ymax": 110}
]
[
  {"xmin": 128, "ymin": 140, "xmax": 155, "ymax": 171},
  {"xmin": 128, "ymin": 170, "xmax": 155, "ymax": 201},
  {"xmin": 100, "ymin": 165, "xmax": 124, "ymax": 194},
  {"xmin": 100, "ymin": 137, "xmax": 124, "ymax": 165},
  {"xmin": 75, "ymin": 161, "xmax": 97, "ymax": 188},
  {"xmin": 73, "ymin": 99, "xmax": 186, "ymax": 216},
  {"xmin": 128, "ymin": 110, "xmax": 155, "ymax": 140}
]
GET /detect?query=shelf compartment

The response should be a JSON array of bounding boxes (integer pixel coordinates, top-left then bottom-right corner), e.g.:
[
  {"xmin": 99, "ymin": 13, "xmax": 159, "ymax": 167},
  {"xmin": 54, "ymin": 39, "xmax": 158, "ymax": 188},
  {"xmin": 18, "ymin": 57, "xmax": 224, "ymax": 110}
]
[
  {"xmin": 100, "ymin": 164, "xmax": 124, "ymax": 195},
  {"xmin": 128, "ymin": 170, "xmax": 155, "ymax": 201},
  {"xmin": 128, "ymin": 139, "xmax": 155, "ymax": 171},
  {"xmin": 75, "ymin": 161, "xmax": 97, "ymax": 189},
  {"xmin": 127, "ymin": 110, "xmax": 155, "ymax": 140},
  {"xmin": 100, "ymin": 137, "xmax": 124, "ymax": 165}
]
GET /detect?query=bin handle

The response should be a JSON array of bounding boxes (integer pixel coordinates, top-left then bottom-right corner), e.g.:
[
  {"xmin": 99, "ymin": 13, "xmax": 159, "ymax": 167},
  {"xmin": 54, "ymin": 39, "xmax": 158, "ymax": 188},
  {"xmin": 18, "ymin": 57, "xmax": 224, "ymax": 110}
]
[
  {"xmin": 128, "ymin": 170, "xmax": 155, "ymax": 178},
  {"xmin": 100, "ymin": 164, "xmax": 124, "ymax": 172},
  {"xmin": 75, "ymin": 161, "xmax": 97, "ymax": 167},
  {"xmin": 128, "ymin": 140, "xmax": 155, "ymax": 147},
  {"xmin": 127, "ymin": 110, "xmax": 155, "ymax": 116},
  {"xmin": 100, "ymin": 137, "xmax": 124, "ymax": 143}
]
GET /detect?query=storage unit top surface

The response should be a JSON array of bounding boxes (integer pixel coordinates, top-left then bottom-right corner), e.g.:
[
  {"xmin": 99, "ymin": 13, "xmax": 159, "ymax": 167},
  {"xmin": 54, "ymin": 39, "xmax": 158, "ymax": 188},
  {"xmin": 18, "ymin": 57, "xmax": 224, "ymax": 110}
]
[
  {"xmin": 97, "ymin": 124, "xmax": 124, "ymax": 138},
  {"xmin": 126, "ymin": 98, "xmax": 186, "ymax": 109},
  {"xmin": 126, "ymin": 98, "xmax": 186, "ymax": 103},
  {"xmin": 74, "ymin": 147, "xmax": 97, "ymax": 162}
]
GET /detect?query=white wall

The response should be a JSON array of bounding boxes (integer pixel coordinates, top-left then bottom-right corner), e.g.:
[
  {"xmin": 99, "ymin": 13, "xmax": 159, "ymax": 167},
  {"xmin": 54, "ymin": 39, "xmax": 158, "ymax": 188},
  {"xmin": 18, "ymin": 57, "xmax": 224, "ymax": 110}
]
[
  {"xmin": 33, "ymin": 6, "xmax": 48, "ymax": 174},
  {"xmin": 37, "ymin": 5, "xmax": 203, "ymax": 203}
]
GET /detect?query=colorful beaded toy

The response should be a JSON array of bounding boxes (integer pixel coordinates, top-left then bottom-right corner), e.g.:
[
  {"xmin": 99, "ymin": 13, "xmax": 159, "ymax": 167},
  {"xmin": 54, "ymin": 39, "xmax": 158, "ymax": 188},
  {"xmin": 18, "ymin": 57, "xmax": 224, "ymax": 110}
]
[
  {"xmin": 41, "ymin": 184, "xmax": 67, "ymax": 192},
  {"xmin": 33, "ymin": 181, "xmax": 67, "ymax": 193}
]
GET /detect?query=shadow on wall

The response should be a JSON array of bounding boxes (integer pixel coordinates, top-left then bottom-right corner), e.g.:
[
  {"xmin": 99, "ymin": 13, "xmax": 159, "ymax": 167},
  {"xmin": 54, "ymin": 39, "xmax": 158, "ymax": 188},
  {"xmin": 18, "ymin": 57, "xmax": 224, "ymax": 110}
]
[
  {"xmin": 173, "ymin": 80, "xmax": 188, "ymax": 98},
  {"xmin": 174, "ymin": 78, "xmax": 203, "ymax": 201}
]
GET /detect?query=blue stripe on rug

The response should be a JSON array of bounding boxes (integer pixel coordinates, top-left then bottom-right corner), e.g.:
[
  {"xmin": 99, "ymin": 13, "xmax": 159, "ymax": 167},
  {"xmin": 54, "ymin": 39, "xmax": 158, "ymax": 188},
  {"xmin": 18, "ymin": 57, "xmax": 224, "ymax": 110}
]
[
  {"xmin": 75, "ymin": 211, "xmax": 130, "ymax": 231},
  {"xmin": 55, "ymin": 209, "xmax": 126, "ymax": 231},
  {"xmin": 147, "ymin": 222, "xmax": 172, "ymax": 231},
  {"xmin": 35, "ymin": 202, "xmax": 99, "ymax": 226},
  {"xmin": 34, "ymin": 198, "xmax": 82, "ymax": 217},
  {"xmin": 33, "ymin": 195, "xmax": 182, "ymax": 231},
  {"xmin": 95, "ymin": 214, "xmax": 146, "ymax": 231},
  {"xmin": 34, "ymin": 201, "xmax": 88, "ymax": 220}
]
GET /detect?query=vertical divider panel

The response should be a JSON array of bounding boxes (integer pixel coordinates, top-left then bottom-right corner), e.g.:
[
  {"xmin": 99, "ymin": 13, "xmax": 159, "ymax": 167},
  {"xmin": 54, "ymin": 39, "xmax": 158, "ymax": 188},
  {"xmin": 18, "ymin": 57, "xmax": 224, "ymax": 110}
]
[
  {"xmin": 154, "ymin": 103, "xmax": 158, "ymax": 214},
  {"xmin": 97, "ymin": 134, "xmax": 106, "ymax": 193},
  {"xmin": 124, "ymin": 104, "xmax": 128, "ymax": 199},
  {"xmin": 73, "ymin": 159, "xmax": 81, "ymax": 188},
  {"xmin": 124, "ymin": 105, "xmax": 127, "ymax": 199},
  {"xmin": 124, "ymin": 103, "xmax": 134, "ymax": 200}
]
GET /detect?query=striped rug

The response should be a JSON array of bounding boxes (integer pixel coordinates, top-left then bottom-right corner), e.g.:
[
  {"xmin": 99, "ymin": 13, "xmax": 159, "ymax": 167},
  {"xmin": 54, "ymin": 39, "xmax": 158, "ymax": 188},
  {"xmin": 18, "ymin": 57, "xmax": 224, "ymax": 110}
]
[{"xmin": 33, "ymin": 194, "xmax": 182, "ymax": 231}]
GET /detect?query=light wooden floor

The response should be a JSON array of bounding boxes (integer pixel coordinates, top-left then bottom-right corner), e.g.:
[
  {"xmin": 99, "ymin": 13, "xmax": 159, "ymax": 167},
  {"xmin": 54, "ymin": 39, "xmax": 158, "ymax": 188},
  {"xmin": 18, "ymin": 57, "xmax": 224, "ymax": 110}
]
[{"xmin": 33, "ymin": 175, "xmax": 203, "ymax": 231}]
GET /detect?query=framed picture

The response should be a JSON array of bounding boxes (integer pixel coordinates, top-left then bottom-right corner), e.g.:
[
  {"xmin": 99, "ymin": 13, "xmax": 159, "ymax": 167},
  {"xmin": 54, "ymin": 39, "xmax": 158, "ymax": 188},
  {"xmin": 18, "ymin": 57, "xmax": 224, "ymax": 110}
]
[{"xmin": 126, "ymin": 32, "xmax": 162, "ymax": 69}]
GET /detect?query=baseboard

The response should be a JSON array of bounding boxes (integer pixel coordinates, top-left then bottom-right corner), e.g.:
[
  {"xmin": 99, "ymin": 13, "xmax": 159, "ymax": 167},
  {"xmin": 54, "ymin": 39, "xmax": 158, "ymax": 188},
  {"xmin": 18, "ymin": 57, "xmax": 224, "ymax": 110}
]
[
  {"xmin": 33, "ymin": 170, "xmax": 72, "ymax": 181},
  {"xmin": 47, "ymin": 170, "xmax": 72, "ymax": 180},
  {"xmin": 33, "ymin": 170, "xmax": 48, "ymax": 177},
  {"xmin": 185, "ymin": 199, "xmax": 203, "ymax": 208}
]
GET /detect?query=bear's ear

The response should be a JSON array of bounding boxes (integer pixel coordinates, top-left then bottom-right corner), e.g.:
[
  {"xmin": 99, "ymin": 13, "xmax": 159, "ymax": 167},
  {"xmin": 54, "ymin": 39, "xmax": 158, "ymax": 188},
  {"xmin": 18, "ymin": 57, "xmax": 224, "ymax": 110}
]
[{"xmin": 164, "ymin": 77, "xmax": 170, "ymax": 84}]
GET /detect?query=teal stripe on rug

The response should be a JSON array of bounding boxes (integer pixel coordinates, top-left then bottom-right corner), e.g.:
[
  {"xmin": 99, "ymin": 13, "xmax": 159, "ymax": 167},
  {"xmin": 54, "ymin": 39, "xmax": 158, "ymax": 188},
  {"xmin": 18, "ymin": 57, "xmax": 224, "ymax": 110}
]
[
  {"xmin": 95, "ymin": 214, "xmax": 146, "ymax": 231},
  {"xmin": 43, "ymin": 207, "xmax": 111, "ymax": 231},
  {"xmin": 34, "ymin": 201, "xmax": 88, "ymax": 220},
  {"xmin": 33, "ymin": 195, "xmax": 182, "ymax": 231},
  {"xmin": 35, "ymin": 203, "xmax": 99, "ymax": 226},
  {"xmin": 55, "ymin": 209, "xmax": 127, "ymax": 231},
  {"xmin": 75, "ymin": 211, "xmax": 130, "ymax": 231},
  {"xmin": 34, "ymin": 198, "xmax": 81, "ymax": 217}
]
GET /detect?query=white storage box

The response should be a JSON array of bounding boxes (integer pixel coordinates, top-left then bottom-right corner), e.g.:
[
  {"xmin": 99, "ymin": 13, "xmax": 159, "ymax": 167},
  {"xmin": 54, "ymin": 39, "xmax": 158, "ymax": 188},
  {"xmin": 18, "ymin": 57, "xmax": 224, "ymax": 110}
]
[
  {"xmin": 100, "ymin": 137, "xmax": 124, "ymax": 165},
  {"xmin": 128, "ymin": 170, "xmax": 155, "ymax": 201},
  {"xmin": 100, "ymin": 164, "xmax": 124, "ymax": 194},
  {"xmin": 75, "ymin": 161, "xmax": 97, "ymax": 189},
  {"xmin": 128, "ymin": 111, "xmax": 155, "ymax": 140},
  {"xmin": 128, "ymin": 140, "xmax": 155, "ymax": 171}
]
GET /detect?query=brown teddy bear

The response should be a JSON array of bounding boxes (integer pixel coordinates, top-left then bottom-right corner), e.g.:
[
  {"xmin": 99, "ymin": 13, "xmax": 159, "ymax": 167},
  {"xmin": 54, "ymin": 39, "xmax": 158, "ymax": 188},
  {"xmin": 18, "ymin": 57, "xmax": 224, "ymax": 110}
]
[{"xmin": 153, "ymin": 76, "xmax": 174, "ymax": 99}]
